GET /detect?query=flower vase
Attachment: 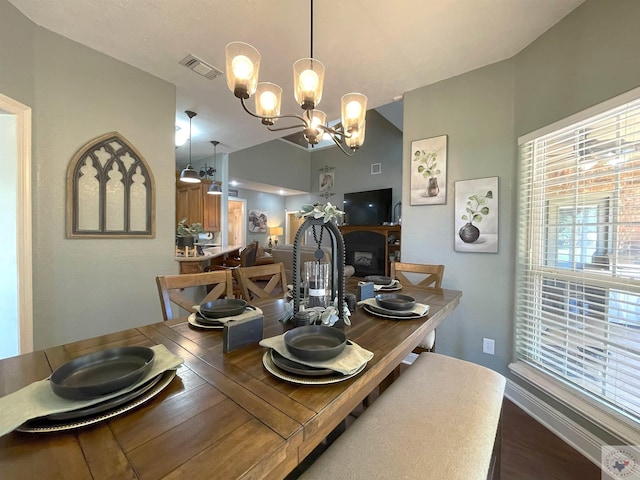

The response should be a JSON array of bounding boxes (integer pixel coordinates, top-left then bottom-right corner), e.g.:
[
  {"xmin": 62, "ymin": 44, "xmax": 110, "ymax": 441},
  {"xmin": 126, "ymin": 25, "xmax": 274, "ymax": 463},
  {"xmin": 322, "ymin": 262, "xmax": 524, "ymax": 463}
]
[
  {"xmin": 427, "ymin": 177, "xmax": 440, "ymax": 197},
  {"xmin": 458, "ymin": 222, "xmax": 480, "ymax": 243}
]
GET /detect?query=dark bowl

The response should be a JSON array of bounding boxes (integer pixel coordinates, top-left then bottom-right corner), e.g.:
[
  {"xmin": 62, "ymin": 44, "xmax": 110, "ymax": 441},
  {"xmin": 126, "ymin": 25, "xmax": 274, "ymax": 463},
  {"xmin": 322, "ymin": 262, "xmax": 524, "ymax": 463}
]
[
  {"xmin": 364, "ymin": 275, "xmax": 393, "ymax": 286},
  {"xmin": 375, "ymin": 293, "xmax": 416, "ymax": 311},
  {"xmin": 200, "ymin": 298, "xmax": 247, "ymax": 318},
  {"xmin": 284, "ymin": 325, "xmax": 347, "ymax": 362},
  {"xmin": 50, "ymin": 346, "xmax": 155, "ymax": 400}
]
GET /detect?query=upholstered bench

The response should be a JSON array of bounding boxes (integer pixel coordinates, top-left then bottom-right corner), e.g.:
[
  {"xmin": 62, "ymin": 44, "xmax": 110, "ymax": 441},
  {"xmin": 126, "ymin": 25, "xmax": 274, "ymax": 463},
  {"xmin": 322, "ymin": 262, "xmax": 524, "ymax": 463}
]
[{"xmin": 299, "ymin": 353, "xmax": 505, "ymax": 480}]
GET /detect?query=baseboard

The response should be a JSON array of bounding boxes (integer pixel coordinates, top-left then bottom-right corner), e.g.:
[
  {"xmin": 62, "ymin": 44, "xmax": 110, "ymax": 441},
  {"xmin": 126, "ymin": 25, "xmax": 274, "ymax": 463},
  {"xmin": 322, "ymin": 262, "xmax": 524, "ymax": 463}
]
[{"xmin": 505, "ymin": 379, "xmax": 603, "ymax": 467}]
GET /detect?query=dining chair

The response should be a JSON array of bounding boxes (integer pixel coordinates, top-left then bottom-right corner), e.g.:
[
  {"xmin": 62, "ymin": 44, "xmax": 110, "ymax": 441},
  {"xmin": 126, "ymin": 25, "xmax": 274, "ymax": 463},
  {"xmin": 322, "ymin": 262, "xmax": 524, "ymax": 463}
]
[
  {"xmin": 235, "ymin": 262, "xmax": 287, "ymax": 301},
  {"xmin": 391, "ymin": 262, "xmax": 445, "ymax": 352},
  {"xmin": 156, "ymin": 269, "xmax": 234, "ymax": 321},
  {"xmin": 205, "ymin": 241, "xmax": 260, "ymax": 297}
]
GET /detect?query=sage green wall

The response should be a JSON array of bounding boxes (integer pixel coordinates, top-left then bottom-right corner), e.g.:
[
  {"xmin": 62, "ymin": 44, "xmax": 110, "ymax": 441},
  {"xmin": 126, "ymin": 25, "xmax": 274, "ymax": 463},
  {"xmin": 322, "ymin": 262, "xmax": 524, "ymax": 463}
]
[
  {"xmin": 403, "ymin": 0, "xmax": 640, "ymax": 378},
  {"xmin": 0, "ymin": 1, "xmax": 34, "ymax": 107},
  {"xmin": 309, "ymin": 110, "xmax": 403, "ymax": 219},
  {"xmin": 0, "ymin": 2, "xmax": 178, "ymax": 349},
  {"xmin": 229, "ymin": 138, "xmax": 311, "ymax": 193},
  {"xmin": 402, "ymin": 59, "xmax": 516, "ymax": 375},
  {"xmin": 515, "ymin": 0, "xmax": 640, "ymax": 138}
]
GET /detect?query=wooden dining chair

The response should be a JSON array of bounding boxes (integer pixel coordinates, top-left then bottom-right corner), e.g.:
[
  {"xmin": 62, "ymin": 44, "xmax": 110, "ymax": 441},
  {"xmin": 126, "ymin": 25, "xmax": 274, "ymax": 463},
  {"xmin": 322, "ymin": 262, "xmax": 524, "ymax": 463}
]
[
  {"xmin": 156, "ymin": 269, "xmax": 234, "ymax": 320},
  {"xmin": 235, "ymin": 262, "xmax": 287, "ymax": 301},
  {"xmin": 391, "ymin": 262, "xmax": 445, "ymax": 352}
]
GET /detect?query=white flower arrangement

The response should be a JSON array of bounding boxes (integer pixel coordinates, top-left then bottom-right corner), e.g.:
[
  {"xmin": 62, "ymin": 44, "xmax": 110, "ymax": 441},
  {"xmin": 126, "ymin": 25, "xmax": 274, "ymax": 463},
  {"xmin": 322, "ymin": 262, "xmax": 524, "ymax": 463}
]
[{"xmin": 296, "ymin": 202, "xmax": 345, "ymax": 223}]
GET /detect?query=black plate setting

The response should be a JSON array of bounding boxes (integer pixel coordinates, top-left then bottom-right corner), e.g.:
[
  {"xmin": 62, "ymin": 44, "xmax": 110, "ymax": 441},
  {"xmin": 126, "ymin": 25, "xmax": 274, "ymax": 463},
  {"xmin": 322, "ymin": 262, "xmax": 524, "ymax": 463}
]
[
  {"xmin": 50, "ymin": 346, "xmax": 155, "ymax": 400},
  {"xmin": 375, "ymin": 293, "xmax": 416, "ymax": 311},
  {"xmin": 364, "ymin": 275, "xmax": 393, "ymax": 286},
  {"xmin": 284, "ymin": 325, "xmax": 347, "ymax": 361},
  {"xmin": 270, "ymin": 350, "xmax": 334, "ymax": 377},
  {"xmin": 199, "ymin": 299, "xmax": 248, "ymax": 318}
]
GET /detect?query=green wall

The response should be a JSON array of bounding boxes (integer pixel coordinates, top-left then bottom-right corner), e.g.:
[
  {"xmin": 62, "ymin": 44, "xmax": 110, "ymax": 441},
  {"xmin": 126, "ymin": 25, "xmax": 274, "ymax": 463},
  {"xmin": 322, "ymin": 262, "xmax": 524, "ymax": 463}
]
[{"xmin": 0, "ymin": 2, "xmax": 178, "ymax": 348}]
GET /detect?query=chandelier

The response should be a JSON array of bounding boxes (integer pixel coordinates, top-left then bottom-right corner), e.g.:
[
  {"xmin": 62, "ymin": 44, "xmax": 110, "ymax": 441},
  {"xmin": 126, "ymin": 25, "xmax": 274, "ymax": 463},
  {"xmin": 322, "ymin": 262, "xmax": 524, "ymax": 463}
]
[{"xmin": 224, "ymin": 0, "xmax": 367, "ymax": 156}]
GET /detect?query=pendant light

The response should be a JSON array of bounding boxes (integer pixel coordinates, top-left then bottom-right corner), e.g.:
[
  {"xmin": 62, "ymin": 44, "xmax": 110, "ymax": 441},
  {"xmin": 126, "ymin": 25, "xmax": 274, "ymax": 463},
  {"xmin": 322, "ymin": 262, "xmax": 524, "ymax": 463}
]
[
  {"xmin": 207, "ymin": 140, "xmax": 223, "ymax": 195},
  {"xmin": 179, "ymin": 110, "xmax": 200, "ymax": 183}
]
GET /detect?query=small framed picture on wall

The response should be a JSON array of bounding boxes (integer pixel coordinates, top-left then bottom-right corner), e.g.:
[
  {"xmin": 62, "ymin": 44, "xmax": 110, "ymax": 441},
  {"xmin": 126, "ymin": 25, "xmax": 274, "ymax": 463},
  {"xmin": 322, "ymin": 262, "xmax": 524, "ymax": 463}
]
[
  {"xmin": 410, "ymin": 135, "xmax": 448, "ymax": 205},
  {"xmin": 454, "ymin": 176, "xmax": 499, "ymax": 253}
]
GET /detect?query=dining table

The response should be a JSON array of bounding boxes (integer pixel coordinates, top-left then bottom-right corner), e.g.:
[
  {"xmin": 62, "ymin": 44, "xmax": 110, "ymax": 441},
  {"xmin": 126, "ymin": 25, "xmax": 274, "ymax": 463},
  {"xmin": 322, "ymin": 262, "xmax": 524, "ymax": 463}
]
[{"xmin": 0, "ymin": 280, "xmax": 461, "ymax": 480}]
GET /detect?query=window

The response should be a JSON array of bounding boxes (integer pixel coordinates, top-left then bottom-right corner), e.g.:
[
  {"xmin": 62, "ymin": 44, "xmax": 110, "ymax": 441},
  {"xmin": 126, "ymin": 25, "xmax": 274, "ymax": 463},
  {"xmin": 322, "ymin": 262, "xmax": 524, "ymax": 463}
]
[{"xmin": 513, "ymin": 89, "xmax": 640, "ymax": 442}]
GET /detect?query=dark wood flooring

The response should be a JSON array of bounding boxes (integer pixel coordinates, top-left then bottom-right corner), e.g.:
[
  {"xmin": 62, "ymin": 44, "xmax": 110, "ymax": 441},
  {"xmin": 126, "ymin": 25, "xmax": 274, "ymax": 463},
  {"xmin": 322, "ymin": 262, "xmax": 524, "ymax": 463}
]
[{"xmin": 501, "ymin": 398, "xmax": 601, "ymax": 480}]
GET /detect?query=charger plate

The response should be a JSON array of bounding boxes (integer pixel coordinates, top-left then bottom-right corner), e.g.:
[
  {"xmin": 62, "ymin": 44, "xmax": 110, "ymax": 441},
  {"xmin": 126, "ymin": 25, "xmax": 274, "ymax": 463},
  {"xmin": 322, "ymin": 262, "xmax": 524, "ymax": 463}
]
[
  {"xmin": 188, "ymin": 313, "xmax": 223, "ymax": 330},
  {"xmin": 263, "ymin": 351, "xmax": 366, "ymax": 385},
  {"xmin": 17, "ymin": 370, "xmax": 177, "ymax": 433},
  {"xmin": 362, "ymin": 303, "xmax": 430, "ymax": 320}
]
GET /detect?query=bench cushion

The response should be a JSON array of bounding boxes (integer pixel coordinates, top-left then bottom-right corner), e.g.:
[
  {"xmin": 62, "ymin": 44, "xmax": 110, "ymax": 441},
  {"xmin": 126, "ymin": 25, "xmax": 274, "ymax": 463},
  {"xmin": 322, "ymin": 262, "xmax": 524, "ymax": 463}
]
[{"xmin": 299, "ymin": 353, "xmax": 505, "ymax": 479}]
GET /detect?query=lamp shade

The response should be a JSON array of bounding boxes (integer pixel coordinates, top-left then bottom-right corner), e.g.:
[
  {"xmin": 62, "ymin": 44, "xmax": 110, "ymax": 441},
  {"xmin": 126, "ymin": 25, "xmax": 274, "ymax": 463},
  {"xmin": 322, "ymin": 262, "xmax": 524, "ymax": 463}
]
[
  {"xmin": 180, "ymin": 165, "xmax": 200, "ymax": 183},
  {"xmin": 341, "ymin": 93, "xmax": 367, "ymax": 131},
  {"xmin": 269, "ymin": 226, "xmax": 284, "ymax": 237},
  {"xmin": 293, "ymin": 58, "xmax": 325, "ymax": 110},
  {"xmin": 207, "ymin": 182, "xmax": 223, "ymax": 195},
  {"xmin": 255, "ymin": 82, "xmax": 282, "ymax": 123},
  {"xmin": 225, "ymin": 42, "xmax": 261, "ymax": 99}
]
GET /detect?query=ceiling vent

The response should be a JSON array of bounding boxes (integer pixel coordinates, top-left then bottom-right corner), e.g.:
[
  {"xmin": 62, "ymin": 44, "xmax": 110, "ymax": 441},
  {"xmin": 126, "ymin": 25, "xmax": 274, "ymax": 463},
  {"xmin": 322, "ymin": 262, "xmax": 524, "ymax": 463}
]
[{"xmin": 179, "ymin": 54, "xmax": 223, "ymax": 80}]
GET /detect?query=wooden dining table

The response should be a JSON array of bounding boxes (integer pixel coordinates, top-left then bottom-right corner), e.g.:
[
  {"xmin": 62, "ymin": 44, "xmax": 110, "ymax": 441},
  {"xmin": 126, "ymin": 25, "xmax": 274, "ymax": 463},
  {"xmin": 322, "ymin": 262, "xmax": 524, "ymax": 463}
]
[{"xmin": 0, "ymin": 282, "xmax": 461, "ymax": 480}]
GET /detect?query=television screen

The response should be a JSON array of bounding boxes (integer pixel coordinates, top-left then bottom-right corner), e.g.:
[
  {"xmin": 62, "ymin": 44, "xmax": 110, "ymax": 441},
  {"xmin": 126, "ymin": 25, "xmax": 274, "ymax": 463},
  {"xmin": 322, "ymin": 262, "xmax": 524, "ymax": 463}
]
[{"xmin": 343, "ymin": 188, "xmax": 392, "ymax": 226}]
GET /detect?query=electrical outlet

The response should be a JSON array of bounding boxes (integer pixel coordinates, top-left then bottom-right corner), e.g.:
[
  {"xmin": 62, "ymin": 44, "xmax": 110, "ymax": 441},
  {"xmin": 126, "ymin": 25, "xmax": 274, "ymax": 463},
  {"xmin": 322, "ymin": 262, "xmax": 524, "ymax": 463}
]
[{"xmin": 483, "ymin": 338, "xmax": 495, "ymax": 355}]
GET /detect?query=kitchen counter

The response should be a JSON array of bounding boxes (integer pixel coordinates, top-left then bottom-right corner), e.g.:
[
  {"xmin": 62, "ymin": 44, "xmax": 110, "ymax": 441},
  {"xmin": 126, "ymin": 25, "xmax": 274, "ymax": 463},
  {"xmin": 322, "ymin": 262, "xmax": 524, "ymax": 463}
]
[{"xmin": 175, "ymin": 244, "xmax": 242, "ymax": 273}]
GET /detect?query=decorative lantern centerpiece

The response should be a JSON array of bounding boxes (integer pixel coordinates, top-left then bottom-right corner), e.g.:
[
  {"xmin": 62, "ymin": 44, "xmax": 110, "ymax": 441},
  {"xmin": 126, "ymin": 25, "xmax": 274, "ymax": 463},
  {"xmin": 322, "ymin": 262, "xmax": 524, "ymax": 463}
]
[{"xmin": 292, "ymin": 203, "xmax": 347, "ymax": 326}]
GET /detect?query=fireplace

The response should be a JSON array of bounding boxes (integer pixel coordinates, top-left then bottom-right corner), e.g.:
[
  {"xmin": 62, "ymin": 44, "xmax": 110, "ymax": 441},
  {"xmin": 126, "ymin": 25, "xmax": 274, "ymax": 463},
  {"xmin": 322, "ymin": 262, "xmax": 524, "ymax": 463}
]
[{"xmin": 343, "ymin": 230, "xmax": 386, "ymax": 276}]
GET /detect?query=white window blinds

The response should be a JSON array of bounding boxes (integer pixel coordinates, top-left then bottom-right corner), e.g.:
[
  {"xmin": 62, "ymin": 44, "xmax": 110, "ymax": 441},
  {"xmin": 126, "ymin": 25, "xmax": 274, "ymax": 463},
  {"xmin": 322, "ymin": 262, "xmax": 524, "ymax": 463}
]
[{"xmin": 514, "ymin": 94, "xmax": 640, "ymax": 436}]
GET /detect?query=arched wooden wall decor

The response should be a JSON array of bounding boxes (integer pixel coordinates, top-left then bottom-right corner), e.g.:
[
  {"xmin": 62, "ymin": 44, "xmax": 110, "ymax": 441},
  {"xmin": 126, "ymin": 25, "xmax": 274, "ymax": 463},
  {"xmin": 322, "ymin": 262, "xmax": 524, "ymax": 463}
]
[{"xmin": 66, "ymin": 132, "xmax": 156, "ymax": 238}]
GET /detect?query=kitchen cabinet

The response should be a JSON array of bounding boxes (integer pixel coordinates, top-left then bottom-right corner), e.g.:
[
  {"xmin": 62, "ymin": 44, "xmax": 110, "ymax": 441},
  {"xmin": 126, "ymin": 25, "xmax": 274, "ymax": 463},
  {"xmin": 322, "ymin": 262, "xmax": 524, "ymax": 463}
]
[{"xmin": 176, "ymin": 178, "xmax": 220, "ymax": 232}]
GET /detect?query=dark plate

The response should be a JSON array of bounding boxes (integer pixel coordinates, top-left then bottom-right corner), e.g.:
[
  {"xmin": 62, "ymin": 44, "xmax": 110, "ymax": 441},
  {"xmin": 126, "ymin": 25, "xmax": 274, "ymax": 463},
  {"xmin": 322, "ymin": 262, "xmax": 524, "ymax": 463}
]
[
  {"xmin": 270, "ymin": 350, "xmax": 334, "ymax": 377},
  {"xmin": 284, "ymin": 325, "xmax": 347, "ymax": 361},
  {"xmin": 364, "ymin": 275, "xmax": 393, "ymax": 286},
  {"xmin": 45, "ymin": 372, "xmax": 163, "ymax": 421},
  {"xmin": 18, "ymin": 370, "xmax": 176, "ymax": 433},
  {"xmin": 363, "ymin": 303, "xmax": 427, "ymax": 319},
  {"xmin": 375, "ymin": 293, "xmax": 416, "ymax": 311},
  {"xmin": 50, "ymin": 346, "xmax": 155, "ymax": 400},
  {"xmin": 200, "ymin": 299, "xmax": 248, "ymax": 318}
]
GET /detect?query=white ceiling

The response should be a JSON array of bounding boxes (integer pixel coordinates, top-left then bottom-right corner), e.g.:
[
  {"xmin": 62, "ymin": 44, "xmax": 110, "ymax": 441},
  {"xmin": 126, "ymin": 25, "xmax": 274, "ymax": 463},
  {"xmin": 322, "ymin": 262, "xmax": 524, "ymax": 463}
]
[{"xmin": 9, "ymin": 0, "xmax": 584, "ymax": 168}]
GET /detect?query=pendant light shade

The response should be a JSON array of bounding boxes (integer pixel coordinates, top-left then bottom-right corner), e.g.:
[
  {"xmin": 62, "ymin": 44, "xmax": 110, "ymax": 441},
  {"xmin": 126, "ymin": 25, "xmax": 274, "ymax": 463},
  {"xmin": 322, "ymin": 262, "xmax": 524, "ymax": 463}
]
[
  {"xmin": 207, "ymin": 140, "xmax": 223, "ymax": 195},
  {"xmin": 179, "ymin": 110, "xmax": 201, "ymax": 183}
]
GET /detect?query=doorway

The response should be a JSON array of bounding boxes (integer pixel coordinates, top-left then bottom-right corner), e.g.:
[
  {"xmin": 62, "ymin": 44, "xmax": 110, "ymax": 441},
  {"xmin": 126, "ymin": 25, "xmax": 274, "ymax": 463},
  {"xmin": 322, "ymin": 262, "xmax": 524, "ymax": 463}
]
[
  {"xmin": 228, "ymin": 198, "xmax": 246, "ymax": 246},
  {"xmin": 287, "ymin": 212, "xmax": 305, "ymax": 245},
  {"xmin": 0, "ymin": 93, "xmax": 32, "ymax": 359}
]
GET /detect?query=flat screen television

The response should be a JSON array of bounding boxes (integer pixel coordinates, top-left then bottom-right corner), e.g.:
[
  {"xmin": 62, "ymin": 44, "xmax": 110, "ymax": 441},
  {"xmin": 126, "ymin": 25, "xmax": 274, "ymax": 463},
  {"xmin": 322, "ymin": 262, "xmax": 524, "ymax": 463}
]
[{"xmin": 343, "ymin": 188, "xmax": 392, "ymax": 226}]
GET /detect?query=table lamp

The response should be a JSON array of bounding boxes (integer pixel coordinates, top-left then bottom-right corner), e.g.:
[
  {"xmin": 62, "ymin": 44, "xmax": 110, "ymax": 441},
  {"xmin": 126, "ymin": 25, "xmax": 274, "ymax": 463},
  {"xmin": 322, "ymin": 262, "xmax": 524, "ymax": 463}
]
[{"xmin": 269, "ymin": 226, "xmax": 284, "ymax": 248}]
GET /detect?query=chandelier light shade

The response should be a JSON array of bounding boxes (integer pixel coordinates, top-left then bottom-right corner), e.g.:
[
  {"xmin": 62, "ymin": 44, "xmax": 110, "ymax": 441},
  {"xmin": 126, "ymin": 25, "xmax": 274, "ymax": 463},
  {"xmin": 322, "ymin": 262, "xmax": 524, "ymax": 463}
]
[
  {"xmin": 179, "ymin": 110, "xmax": 201, "ymax": 183},
  {"xmin": 224, "ymin": 0, "xmax": 367, "ymax": 156},
  {"xmin": 225, "ymin": 42, "xmax": 260, "ymax": 99},
  {"xmin": 207, "ymin": 140, "xmax": 223, "ymax": 195}
]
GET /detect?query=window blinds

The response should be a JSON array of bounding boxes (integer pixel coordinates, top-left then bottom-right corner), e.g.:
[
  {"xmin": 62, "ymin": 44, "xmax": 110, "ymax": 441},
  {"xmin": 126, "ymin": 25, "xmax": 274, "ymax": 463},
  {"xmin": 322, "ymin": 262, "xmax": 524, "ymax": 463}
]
[{"xmin": 515, "ymin": 96, "xmax": 640, "ymax": 433}]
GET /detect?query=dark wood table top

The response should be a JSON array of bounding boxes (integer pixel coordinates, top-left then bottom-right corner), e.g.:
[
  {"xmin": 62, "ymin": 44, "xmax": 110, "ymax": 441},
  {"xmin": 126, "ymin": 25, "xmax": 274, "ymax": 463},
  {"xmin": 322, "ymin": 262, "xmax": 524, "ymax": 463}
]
[{"xmin": 0, "ymin": 283, "xmax": 461, "ymax": 479}]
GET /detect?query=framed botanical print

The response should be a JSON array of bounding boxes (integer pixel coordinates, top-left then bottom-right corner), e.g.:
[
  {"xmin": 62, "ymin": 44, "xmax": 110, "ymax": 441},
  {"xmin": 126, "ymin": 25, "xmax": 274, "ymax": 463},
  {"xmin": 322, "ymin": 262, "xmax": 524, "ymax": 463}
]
[
  {"xmin": 454, "ymin": 176, "xmax": 499, "ymax": 253},
  {"xmin": 410, "ymin": 135, "xmax": 447, "ymax": 205}
]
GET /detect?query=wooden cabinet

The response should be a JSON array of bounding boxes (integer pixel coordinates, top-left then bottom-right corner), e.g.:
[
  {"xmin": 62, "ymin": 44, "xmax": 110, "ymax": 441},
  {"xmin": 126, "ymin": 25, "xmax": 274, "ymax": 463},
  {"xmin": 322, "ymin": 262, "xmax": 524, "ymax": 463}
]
[
  {"xmin": 176, "ymin": 178, "xmax": 220, "ymax": 232},
  {"xmin": 339, "ymin": 225, "xmax": 401, "ymax": 276}
]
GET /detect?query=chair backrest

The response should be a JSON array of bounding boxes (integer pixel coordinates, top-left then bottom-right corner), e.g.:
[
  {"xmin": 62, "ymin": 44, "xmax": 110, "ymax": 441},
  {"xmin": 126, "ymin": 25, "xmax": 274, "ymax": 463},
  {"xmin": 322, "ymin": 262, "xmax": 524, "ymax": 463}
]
[
  {"xmin": 156, "ymin": 270, "xmax": 234, "ymax": 320},
  {"xmin": 235, "ymin": 262, "xmax": 287, "ymax": 301},
  {"xmin": 391, "ymin": 262, "xmax": 445, "ymax": 289},
  {"xmin": 240, "ymin": 241, "xmax": 259, "ymax": 267}
]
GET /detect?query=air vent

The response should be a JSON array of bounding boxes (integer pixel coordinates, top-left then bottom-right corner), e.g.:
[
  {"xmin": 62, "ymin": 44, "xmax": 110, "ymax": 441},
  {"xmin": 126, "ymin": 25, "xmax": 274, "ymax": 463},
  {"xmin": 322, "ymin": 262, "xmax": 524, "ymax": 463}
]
[{"xmin": 179, "ymin": 54, "xmax": 223, "ymax": 80}]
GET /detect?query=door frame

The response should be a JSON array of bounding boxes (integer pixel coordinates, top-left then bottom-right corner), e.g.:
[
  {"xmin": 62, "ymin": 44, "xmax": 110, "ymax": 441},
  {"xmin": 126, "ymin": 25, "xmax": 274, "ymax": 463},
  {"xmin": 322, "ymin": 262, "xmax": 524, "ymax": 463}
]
[{"xmin": 0, "ymin": 93, "xmax": 33, "ymax": 354}]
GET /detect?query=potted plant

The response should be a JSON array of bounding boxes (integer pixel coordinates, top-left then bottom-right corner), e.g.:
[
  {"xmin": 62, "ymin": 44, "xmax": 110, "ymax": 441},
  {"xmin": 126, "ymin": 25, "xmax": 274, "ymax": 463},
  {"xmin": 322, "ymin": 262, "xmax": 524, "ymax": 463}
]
[
  {"xmin": 176, "ymin": 218, "xmax": 204, "ymax": 248},
  {"xmin": 413, "ymin": 149, "xmax": 441, "ymax": 197},
  {"xmin": 459, "ymin": 190, "xmax": 493, "ymax": 243}
]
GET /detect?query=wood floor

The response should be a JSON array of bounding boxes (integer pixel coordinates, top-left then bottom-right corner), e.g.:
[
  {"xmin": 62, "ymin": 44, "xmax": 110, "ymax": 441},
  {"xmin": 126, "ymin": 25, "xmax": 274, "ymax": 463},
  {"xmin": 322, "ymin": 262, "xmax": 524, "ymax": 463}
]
[{"xmin": 501, "ymin": 398, "xmax": 601, "ymax": 480}]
